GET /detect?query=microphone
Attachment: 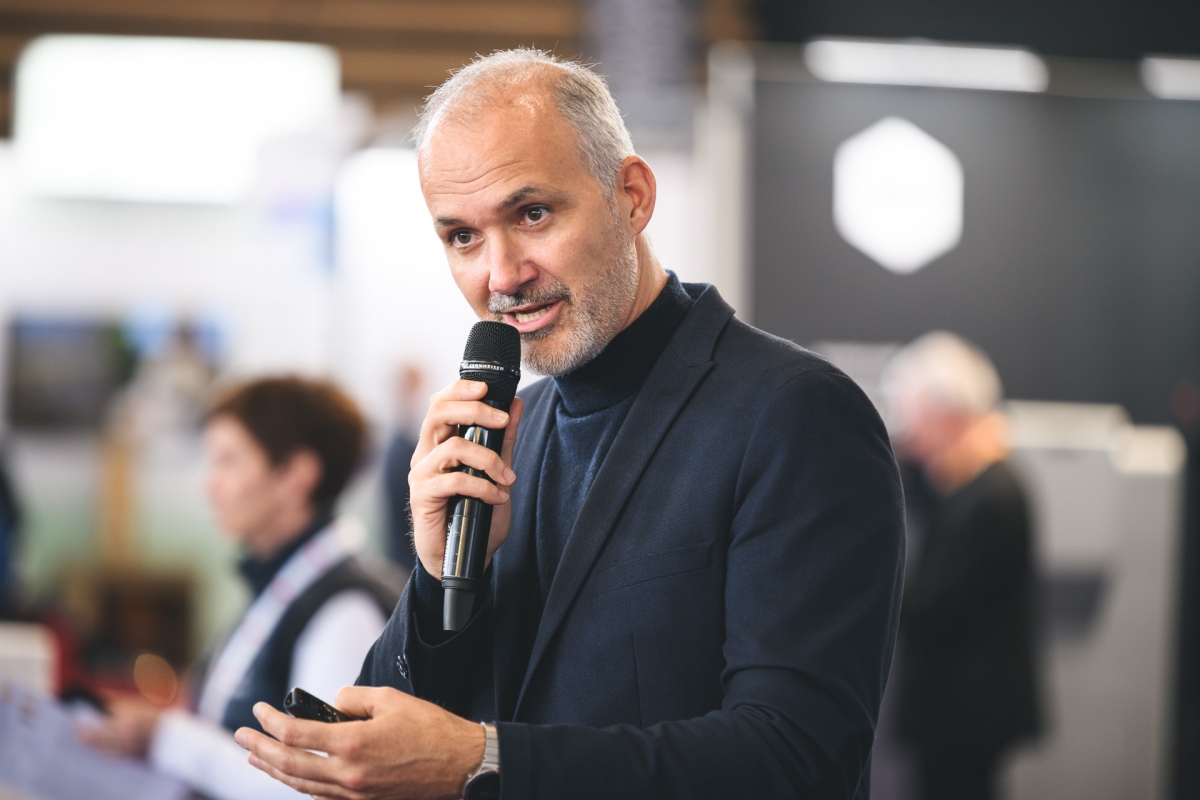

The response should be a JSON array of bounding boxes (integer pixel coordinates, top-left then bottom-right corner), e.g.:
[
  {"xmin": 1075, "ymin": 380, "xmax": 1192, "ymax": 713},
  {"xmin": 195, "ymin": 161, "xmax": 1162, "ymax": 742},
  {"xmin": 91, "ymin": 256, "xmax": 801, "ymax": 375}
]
[{"xmin": 442, "ymin": 320, "xmax": 522, "ymax": 631}]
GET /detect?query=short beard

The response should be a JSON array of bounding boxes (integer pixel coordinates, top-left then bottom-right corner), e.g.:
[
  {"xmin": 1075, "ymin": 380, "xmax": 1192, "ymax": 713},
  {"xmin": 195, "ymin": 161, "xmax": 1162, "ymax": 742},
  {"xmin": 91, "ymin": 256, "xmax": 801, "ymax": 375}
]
[{"xmin": 488, "ymin": 236, "xmax": 640, "ymax": 377}]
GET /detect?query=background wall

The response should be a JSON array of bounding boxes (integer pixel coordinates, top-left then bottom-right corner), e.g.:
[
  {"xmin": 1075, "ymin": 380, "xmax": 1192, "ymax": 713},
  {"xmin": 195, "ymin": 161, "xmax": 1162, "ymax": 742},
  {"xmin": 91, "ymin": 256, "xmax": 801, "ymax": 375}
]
[{"xmin": 750, "ymin": 68, "xmax": 1200, "ymax": 424}]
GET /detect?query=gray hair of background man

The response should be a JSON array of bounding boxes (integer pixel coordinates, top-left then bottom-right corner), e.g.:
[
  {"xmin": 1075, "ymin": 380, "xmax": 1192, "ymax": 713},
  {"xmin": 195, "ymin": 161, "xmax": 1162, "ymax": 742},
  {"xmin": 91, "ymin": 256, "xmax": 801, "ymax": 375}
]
[
  {"xmin": 881, "ymin": 331, "xmax": 1004, "ymax": 422},
  {"xmin": 412, "ymin": 49, "xmax": 636, "ymax": 194}
]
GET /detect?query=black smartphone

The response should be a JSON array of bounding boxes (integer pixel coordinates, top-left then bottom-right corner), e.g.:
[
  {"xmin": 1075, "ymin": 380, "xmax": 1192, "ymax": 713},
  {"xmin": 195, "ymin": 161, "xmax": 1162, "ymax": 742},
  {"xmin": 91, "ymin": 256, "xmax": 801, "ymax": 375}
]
[{"xmin": 283, "ymin": 688, "xmax": 363, "ymax": 723}]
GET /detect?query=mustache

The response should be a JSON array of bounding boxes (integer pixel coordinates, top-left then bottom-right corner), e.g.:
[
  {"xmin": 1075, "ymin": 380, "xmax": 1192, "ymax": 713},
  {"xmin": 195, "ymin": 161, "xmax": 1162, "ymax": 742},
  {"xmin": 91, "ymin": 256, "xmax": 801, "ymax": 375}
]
[{"xmin": 488, "ymin": 283, "xmax": 572, "ymax": 314}]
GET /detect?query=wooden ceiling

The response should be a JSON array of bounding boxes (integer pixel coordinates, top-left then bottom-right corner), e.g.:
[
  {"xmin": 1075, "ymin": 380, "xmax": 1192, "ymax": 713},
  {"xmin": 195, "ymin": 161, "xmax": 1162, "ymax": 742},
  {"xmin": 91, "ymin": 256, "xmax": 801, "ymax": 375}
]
[{"xmin": 0, "ymin": 0, "xmax": 754, "ymax": 138}]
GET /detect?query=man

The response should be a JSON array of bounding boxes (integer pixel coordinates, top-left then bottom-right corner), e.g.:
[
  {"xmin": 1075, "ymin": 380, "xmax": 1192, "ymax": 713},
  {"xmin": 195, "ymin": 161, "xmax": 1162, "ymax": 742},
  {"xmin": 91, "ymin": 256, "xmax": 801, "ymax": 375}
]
[
  {"xmin": 882, "ymin": 332, "xmax": 1041, "ymax": 800},
  {"xmin": 236, "ymin": 49, "xmax": 905, "ymax": 799},
  {"xmin": 381, "ymin": 364, "xmax": 426, "ymax": 574}
]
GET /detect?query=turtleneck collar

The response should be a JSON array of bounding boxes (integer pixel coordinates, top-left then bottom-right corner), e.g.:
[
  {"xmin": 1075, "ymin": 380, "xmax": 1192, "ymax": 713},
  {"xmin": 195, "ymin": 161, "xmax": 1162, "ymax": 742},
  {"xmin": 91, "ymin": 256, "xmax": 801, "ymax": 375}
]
[
  {"xmin": 553, "ymin": 272, "xmax": 693, "ymax": 417},
  {"xmin": 237, "ymin": 504, "xmax": 335, "ymax": 598}
]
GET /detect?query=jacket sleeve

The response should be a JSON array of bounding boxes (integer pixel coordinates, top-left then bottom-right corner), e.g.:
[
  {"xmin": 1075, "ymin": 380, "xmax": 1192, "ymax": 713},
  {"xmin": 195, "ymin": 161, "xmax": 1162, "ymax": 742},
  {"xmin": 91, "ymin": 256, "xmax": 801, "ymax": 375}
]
[
  {"xmin": 356, "ymin": 560, "xmax": 493, "ymax": 717},
  {"xmin": 495, "ymin": 369, "xmax": 907, "ymax": 800}
]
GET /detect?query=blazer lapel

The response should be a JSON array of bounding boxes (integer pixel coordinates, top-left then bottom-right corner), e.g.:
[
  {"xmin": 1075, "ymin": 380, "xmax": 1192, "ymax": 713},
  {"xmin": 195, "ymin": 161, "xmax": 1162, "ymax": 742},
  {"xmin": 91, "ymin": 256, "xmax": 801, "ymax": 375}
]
[
  {"xmin": 492, "ymin": 378, "xmax": 558, "ymax": 721},
  {"xmin": 512, "ymin": 285, "xmax": 734, "ymax": 717}
]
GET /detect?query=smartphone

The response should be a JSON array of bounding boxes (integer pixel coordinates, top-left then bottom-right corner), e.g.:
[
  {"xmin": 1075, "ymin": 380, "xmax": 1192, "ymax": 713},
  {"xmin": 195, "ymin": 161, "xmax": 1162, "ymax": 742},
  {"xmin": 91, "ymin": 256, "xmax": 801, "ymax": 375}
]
[{"xmin": 283, "ymin": 688, "xmax": 363, "ymax": 723}]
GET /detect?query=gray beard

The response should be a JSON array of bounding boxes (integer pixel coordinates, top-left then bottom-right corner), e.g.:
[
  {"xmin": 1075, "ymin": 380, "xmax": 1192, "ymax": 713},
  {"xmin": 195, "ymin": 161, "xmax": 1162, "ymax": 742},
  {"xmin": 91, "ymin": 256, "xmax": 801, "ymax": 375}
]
[{"xmin": 488, "ymin": 242, "xmax": 640, "ymax": 378}]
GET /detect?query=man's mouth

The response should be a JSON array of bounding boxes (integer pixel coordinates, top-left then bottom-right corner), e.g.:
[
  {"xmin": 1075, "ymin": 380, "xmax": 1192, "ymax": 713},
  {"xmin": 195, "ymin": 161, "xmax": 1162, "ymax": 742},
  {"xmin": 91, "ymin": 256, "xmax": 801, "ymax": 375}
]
[
  {"xmin": 502, "ymin": 299, "xmax": 564, "ymax": 334},
  {"xmin": 514, "ymin": 305, "xmax": 553, "ymax": 324}
]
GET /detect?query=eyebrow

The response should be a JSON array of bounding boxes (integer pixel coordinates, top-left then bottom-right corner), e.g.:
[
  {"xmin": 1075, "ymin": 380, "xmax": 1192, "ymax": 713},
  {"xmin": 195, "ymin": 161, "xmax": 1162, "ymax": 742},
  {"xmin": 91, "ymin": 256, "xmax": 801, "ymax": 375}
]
[
  {"xmin": 435, "ymin": 185, "xmax": 561, "ymax": 229},
  {"xmin": 500, "ymin": 185, "xmax": 540, "ymax": 209}
]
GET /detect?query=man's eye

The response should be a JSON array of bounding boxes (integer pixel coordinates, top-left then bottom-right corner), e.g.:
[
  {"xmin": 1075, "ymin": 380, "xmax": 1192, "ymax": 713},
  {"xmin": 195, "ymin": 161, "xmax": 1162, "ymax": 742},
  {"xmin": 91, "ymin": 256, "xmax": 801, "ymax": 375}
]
[
  {"xmin": 452, "ymin": 230, "xmax": 474, "ymax": 246},
  {"xmin": 524, "ymin": 206, "xmax": 547, "ymax": 223}
]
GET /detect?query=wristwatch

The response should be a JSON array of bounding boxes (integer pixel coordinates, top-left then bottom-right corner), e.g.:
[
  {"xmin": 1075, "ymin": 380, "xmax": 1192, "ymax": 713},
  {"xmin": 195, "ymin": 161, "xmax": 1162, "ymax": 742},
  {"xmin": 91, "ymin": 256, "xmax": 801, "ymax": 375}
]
[{"xmin": 462, "ymin": 721, "xmax": 501, "ymax": 800}]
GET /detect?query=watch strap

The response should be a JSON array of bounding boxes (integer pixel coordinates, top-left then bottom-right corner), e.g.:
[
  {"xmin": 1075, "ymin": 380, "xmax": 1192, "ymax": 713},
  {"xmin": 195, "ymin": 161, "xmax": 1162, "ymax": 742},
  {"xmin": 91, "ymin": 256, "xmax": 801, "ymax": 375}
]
[
  {"xmin": 477, "ymin": 722, "xmax": 500, "ymax": 772},
  {"xmin": 462, "ymin": 722, "xmax": 500, "ymax": 800}
]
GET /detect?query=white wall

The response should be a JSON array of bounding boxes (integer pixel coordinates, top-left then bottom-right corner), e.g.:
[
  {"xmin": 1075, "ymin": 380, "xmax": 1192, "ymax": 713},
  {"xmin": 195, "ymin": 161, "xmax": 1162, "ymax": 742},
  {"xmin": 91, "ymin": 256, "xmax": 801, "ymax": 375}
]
[
  {"xmin": 330, "ymin": 147, "xmax": 478, "ymax": 424},
  {"xmin": 0, "ymin": 142, "xmax": 335, "ymax": 388}
]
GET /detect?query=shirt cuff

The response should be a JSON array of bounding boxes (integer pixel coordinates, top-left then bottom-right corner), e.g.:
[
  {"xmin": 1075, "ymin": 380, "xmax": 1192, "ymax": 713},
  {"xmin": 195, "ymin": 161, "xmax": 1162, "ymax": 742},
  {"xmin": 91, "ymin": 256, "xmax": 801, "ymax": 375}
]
[{"xmin": 149, "ymin": 710, "xmax": 306, "ymax": 800}]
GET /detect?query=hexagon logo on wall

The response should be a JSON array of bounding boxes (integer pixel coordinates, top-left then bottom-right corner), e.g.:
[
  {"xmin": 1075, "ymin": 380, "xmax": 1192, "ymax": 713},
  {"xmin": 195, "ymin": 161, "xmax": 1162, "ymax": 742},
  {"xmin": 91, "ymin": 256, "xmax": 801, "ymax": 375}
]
[{"xmin": 833, "ymin": 117, "xmax": 964, "ymax": 274}]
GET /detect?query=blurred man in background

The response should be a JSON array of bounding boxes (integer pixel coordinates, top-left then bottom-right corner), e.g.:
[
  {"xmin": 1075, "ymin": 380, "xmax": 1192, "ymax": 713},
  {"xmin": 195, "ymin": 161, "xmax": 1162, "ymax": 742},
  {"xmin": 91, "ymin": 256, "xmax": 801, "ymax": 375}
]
[
  {"xmin": 381, "ymin": 364, "xmax": 426, "ymax": 573},
  {"xmin": 80, "ymin": 376, "xmax": 398, "ymax": 800},
  {"xmin": 883, "ymin": 332, "xmax": 1041, "ymax": 800},
  {"xmin": 0, "ymin": 443, "xmax": 20, "ymax": 617}
]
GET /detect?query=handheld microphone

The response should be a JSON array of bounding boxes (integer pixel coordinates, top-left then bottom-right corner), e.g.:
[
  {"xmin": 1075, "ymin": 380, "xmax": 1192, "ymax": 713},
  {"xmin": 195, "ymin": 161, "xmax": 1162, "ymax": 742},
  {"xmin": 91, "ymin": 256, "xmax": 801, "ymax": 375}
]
[{"xmin": 441, "ymin": 321, "xmax": 521, "ymax": 631}]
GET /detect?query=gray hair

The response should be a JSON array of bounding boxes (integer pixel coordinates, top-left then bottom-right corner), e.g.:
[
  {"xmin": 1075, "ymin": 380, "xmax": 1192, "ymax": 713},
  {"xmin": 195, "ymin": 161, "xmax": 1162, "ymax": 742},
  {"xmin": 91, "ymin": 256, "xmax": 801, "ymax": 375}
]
[
  {"xmin": 413, "ymin": 49, "xmax": 635, "ymax": 192},
  {"xmin": 882, "ymin": 331, "xmax": 1003, "ymax": 419}
]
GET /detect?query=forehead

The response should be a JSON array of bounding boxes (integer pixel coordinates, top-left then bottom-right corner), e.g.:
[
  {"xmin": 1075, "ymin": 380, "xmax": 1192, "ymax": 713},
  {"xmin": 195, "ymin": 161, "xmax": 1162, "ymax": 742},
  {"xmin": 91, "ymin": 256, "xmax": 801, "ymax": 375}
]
[
  {"xmin": 206, "ymin": 414, "xmax": 258, "ymax": 449},
  {"xmin": 418, "ymin": 89, "xmax": 594, "ymax": 209}
]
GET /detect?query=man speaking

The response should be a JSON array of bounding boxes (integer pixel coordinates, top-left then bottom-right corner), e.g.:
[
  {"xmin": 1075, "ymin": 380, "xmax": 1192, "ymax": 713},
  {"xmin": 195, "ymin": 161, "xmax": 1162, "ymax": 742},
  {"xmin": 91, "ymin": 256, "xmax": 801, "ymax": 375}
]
[{"xmin": 236, "ymin": 49, "xmax": 905, "ymax": 799}]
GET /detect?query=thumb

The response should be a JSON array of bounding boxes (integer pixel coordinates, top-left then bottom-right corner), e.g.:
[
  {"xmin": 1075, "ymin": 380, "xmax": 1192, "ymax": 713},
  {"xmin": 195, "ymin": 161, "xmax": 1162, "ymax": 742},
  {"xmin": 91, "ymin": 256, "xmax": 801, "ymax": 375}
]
[{"xmin": 334, "ymin": 685, "xmax": 405, "ymax": 719}]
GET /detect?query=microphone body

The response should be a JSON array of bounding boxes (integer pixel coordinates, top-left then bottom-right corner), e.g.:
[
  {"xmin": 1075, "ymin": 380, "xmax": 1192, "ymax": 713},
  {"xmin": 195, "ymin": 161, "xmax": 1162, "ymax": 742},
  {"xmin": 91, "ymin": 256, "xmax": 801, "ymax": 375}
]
[
  {"xmin": 441, "ymin": 322, "xmax": 521, "ymax": 631},
  {"xmin": 441, "ymin": 411, "xmax": 505, "ymax": 630}
]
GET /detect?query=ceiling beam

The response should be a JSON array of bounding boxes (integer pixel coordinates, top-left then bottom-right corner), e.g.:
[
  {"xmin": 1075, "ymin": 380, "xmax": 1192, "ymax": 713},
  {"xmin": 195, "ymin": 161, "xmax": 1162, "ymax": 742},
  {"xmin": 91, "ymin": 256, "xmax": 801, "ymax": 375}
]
[{"xmin": 0, "ymin": 0, "xmax": 578, "ymax": 39}]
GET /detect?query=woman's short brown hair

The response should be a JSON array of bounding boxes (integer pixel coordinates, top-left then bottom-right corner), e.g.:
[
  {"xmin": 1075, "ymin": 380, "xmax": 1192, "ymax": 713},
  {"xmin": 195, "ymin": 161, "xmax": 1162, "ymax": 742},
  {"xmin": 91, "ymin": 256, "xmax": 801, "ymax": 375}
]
[{"xmin": 207, "ymin": 376, "xmax": 367, "ymax": 507}]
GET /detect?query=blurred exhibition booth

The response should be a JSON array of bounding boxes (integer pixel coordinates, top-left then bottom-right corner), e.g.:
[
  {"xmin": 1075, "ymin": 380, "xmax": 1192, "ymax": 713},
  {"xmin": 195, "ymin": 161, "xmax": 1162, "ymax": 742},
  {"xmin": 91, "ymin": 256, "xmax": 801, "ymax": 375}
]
[{"xmin": 0, "ymin": 1, "xmax": 1199, "ymax": 799}]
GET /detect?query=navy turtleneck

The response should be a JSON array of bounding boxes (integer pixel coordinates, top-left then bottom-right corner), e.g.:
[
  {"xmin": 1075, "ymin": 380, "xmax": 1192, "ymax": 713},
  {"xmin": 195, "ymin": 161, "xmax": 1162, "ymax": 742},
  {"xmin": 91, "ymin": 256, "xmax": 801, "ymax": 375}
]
[
  {"xmin": 237, "ymin": 504, "xmax": 335, "ymax": 598},
  {"xmin": 534, "ymin": 272, "xmax": 693, "ymax": 598}
]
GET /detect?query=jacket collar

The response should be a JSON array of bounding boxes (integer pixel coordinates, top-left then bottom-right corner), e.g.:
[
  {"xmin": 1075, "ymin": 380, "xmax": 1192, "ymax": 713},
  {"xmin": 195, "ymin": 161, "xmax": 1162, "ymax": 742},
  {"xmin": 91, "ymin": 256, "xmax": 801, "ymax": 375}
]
[{"xmin": 493, "ymin": 282, "xmax": 736, "ymax": 720}]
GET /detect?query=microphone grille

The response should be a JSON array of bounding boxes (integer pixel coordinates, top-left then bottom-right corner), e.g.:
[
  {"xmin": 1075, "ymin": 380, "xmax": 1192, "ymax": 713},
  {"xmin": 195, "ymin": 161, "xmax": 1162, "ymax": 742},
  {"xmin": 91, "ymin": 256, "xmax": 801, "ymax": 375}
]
[
  {"xmin": 461, "ymin": 321, "xmax": 521, "ymax": 409},
  {"xmin": 464, "ymin": 320, "xmax": 521, "ymax": 366}
]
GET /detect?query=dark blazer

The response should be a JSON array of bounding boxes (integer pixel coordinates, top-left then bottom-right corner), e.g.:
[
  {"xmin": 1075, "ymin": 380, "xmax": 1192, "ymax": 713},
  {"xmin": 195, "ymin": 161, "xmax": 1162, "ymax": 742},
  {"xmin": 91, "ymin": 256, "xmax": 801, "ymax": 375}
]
[
  {"xmin": 895, "ymin": 461, "xmax": 1041, "ymax": 753},
  {"xmin": 359, "ymin": 283, "xmax": 906, "ymax": 799}
]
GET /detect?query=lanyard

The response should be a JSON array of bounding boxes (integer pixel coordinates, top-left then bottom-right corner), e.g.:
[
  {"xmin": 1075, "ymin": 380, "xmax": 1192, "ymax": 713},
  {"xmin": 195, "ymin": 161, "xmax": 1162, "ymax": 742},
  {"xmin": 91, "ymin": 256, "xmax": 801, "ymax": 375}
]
[{"xmin": 195, "ymin": 520, "xmax": 361, "ymax": 724}]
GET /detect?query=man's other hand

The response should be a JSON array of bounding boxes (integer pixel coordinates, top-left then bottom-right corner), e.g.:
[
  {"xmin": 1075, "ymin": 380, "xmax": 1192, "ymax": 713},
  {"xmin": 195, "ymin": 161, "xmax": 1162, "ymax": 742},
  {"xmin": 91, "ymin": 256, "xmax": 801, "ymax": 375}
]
[
  {"xmin": 236, "ymin": 686, "xmax": 485, "ymax": 800},
  {"xmin": 408, "ymin": 379, "xmax": 524, "ymax": 578}
]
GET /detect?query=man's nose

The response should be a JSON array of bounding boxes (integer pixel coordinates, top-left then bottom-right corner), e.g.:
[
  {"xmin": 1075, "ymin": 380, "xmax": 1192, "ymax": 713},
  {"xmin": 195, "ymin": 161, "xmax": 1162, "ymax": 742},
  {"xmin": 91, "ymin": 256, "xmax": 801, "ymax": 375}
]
[{"xmin": 485, "ymin": 234, "xmax": 536, "ymax": 296}]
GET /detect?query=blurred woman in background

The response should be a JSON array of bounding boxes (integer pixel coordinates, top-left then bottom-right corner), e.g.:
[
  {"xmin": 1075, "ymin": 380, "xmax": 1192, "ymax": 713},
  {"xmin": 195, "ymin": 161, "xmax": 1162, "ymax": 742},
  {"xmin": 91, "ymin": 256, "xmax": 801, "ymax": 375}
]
[{"xmin": 81, "ymin": 376, "xmax": 398, "ymax": 800}]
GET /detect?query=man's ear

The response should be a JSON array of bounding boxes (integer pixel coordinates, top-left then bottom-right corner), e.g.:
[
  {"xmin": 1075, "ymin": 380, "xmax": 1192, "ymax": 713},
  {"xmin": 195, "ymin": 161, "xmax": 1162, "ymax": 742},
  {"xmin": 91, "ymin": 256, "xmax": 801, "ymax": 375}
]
[
  {"xmin": 280, "ymin": 449, "xmax": 323, "ymax": 505},
  {"xmin": 616, "ymin": 156, "xmax": 657, "ymax": 236}
]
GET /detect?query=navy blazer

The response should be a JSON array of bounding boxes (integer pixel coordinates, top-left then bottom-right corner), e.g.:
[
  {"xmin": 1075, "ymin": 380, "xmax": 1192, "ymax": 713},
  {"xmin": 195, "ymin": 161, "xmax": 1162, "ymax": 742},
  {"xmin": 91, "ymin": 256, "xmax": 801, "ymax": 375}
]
[{"xmin": 359, "ymin": 283, "xmax": 906, "ymax": 799}]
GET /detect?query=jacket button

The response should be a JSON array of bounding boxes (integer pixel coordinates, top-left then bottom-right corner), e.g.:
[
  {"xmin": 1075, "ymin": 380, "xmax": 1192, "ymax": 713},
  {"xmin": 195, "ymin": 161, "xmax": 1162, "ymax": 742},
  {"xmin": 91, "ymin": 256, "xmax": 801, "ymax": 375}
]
[{"xmin": 396, "ymin": 654, "xmax": 409, "ymax": 680}]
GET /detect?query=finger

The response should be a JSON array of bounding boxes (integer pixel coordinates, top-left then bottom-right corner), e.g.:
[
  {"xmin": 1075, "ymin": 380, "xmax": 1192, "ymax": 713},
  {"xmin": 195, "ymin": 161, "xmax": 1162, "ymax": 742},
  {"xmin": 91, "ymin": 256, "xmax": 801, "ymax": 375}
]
[
  {"xmin": 412, "ymin": 437, "xmax": 515, "ymax": 486},
  {"xmin": 415, "ymin": 383, "xmax": 494, "ymax": 450},
  {"xmin": 413, "ymin": 398, "xmax": 510, "ymax": 465},
  {"xmin": 251, "ymin": 703, "xmax": 341, "ymax": 752},
  {"xmin": 236, "ymin": 727, "xmax": 344, "ymax": 783},
  {"xmin": 429, "ymin": 379, "xmax": 489, "ymax": 406},
  {"xmin": 413, "ymin": 381, "xmax": 487, "ymax": 464},
  {"xmin": 418, "ymin": 471, "xmax": 511, "ymax": 507},
  {"xmin": 499, "ymin": 397, "xmax": 524, "ymax": 467},
  {"xmin": 245, "ymin": 751, "xmax": 359, "ymax": 800},
  {"xmin": 426, "ymin": 400, "xmax": 510, "ymax": 440}
]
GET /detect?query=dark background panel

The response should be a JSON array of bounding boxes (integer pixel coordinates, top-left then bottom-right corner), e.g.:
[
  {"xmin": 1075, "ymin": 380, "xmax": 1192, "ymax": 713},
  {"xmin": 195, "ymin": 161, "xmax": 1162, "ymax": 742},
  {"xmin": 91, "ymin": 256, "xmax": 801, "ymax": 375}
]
[
  {"xmin": 751, "ymin": 79, "xmax": 1200, "ymax": 424},
  {"xmin": 756, "ymin": 0, "xmax": 1200, "ymax": 60}
]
